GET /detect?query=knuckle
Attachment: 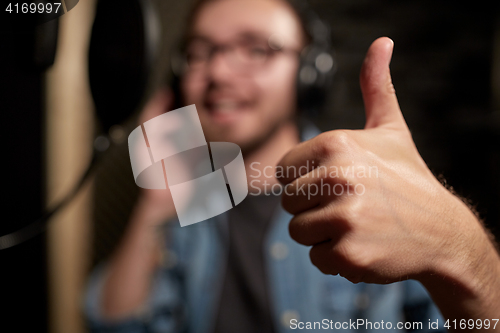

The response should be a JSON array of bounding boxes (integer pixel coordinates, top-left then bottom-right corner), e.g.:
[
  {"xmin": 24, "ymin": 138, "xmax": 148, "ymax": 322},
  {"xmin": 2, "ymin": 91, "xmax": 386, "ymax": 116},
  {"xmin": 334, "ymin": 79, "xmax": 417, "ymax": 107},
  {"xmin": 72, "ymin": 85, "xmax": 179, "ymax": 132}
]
[
  {"xmin": 330, "ymin": 130, "xmax": 353, "ymax": 151},
  {"xmin": 335, "ymin": 240, "xmax": 372, "ymax": 272},
  {"xmin": 338, "ymin": 199, "xmax": 363, "ymax": 226},
  {"xmin": 314, "ymin": 130, "xmax": 352, "ymax": 158},
  {"xmin": 334, "ymin": 240, "xmax": 353, "ymax": 263},
  {"xmin": 350, "ymin": 249, "xmax": 373, "ymax": 271}
]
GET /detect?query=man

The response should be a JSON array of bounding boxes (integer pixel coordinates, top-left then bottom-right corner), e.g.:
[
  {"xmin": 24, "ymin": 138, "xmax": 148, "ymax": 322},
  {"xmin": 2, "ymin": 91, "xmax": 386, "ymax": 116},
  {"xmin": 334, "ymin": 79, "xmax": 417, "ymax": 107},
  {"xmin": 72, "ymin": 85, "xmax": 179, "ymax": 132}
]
[{"xmin": 85, "ymin": 0, "xmax": 500, "ymax": 332}]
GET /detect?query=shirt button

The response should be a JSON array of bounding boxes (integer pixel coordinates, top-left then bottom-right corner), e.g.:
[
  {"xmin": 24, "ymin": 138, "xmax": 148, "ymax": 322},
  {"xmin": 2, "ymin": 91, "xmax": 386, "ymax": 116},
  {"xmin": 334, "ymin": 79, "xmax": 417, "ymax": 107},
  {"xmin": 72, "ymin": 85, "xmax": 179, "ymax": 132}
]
[
  {"xmin": 270, "ymin": 242, "xmax": 288, "ymax": 260},
  {"xmin": 281, "ymin": 310, "xmax": 300, "ymax": 328}
]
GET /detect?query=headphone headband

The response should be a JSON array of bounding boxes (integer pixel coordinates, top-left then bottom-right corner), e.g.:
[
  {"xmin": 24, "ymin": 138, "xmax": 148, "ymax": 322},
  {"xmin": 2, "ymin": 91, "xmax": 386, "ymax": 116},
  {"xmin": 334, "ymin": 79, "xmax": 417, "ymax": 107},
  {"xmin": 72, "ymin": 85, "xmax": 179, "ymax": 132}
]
[{"xmin": 290, "ymin": 0, "xmax": 331, "ymax": 47}]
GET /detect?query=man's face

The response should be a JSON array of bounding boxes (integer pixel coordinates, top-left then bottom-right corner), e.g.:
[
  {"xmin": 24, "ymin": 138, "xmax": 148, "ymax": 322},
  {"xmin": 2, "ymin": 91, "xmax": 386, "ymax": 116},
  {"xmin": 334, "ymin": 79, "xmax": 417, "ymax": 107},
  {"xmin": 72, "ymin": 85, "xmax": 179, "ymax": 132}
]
[{"xmin": 181, "ymin": 0, "xmax": 304, "ymax": 152}]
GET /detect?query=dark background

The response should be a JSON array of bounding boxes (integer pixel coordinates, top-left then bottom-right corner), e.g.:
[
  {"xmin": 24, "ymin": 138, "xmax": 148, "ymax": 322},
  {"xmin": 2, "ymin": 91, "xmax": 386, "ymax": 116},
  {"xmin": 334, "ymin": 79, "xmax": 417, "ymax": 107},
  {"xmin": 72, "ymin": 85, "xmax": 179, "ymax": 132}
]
[
  {"xmin": 1, "ymin": 0, "xmax": 500, "ymax": 332},
  {"xmin": 0, "ymin": 29, "xmax": 48, "ymax": 332}
]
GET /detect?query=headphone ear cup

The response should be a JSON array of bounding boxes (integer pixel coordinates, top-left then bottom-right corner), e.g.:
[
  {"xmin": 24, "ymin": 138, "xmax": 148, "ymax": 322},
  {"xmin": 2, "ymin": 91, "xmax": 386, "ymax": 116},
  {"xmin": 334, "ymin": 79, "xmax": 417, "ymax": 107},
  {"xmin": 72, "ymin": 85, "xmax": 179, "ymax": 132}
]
[{"xmin": 296, "ymin": 45, "xmax": 336, "ymax": 118}]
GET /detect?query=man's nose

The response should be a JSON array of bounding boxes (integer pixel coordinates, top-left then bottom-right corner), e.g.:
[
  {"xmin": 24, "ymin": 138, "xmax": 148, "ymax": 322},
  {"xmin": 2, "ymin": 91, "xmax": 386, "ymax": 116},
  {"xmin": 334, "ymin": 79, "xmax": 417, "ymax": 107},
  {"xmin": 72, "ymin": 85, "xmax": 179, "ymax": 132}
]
[{"xmin": 206, "ymin": 51, "xmax": 235, "ymax": 82}]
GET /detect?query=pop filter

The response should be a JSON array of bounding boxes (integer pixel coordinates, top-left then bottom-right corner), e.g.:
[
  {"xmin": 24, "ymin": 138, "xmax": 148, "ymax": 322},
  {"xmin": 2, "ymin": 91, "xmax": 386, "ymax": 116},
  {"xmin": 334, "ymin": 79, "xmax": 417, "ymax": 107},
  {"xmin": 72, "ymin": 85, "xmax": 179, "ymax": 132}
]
[{"xmin": 88, "ymin": 0, "xmax": 160, "ymax": 133}]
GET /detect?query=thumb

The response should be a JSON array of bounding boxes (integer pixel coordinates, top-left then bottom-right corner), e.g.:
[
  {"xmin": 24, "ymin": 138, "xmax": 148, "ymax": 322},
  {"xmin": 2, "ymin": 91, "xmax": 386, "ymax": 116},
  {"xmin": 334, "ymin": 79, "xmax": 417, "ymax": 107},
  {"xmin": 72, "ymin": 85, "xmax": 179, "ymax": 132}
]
[{"xmin": 360, "ymin": 37, "xmax": 406, "ymax": 130}]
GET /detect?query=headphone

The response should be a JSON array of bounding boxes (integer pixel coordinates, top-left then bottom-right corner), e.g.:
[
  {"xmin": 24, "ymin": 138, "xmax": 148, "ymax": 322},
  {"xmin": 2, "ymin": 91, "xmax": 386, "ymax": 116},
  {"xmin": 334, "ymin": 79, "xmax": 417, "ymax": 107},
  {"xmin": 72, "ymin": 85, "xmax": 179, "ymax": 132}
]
[
  {"xmin": 292, "ymin": 0, "xmax": 336, "ymax": 117},
  {"xmin": 170, "ymin": 0, "xmax": 336, "ymax": 118}
]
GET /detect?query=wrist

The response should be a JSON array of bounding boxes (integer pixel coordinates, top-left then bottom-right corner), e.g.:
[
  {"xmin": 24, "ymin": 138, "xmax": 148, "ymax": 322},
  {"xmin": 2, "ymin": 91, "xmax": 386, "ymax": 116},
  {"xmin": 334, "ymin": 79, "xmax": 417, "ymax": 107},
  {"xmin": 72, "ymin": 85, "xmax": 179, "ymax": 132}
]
[{"xmin": 417, "ymin": 198, "xmax": 500, "ymax": 319}]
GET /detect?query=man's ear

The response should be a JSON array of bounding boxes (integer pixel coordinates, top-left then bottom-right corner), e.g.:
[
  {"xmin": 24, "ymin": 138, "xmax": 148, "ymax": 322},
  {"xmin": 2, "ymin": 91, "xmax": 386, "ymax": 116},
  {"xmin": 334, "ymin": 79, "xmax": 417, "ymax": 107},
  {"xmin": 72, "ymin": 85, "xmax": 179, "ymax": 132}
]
[{"xmin": 138, "ymin": 87, "xmax": 174, "ymax": 125}]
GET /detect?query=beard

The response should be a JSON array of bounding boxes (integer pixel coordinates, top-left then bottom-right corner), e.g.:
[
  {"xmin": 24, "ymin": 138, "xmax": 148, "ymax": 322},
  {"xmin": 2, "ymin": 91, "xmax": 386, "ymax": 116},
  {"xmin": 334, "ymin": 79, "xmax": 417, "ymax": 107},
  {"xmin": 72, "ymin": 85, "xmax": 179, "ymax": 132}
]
[{"xmin": 202, "ymin": 112, "xmax": 297, "ymax": 157}]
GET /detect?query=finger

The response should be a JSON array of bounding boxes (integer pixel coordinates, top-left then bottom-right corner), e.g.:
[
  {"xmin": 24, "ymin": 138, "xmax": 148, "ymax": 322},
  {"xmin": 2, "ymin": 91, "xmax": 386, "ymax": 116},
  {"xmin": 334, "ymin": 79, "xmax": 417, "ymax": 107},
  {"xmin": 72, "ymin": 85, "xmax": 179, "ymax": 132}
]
[
  {"xmin": 360, "ymin": 37, "xmax": 407, "ymax": 130},
  {"xmin": 276, "ymin": 131, "xmax": 349, "ymax": 185},
  {"xmin": 281, "ymin": 179, "xmax": 321, "ymax": 215},
  {"xmin": 281, "ymin": 166, "xmax": 330, "ymax": 214},
  {"xmin": 309, "ymin": 240, "xmax": 339, "ymax": 275},
  {"xmin": 288, "ymin": 205, "xmax": 351, "ymax": 246},
  {"xmin": 276, "ymin": 140, "xmax": 319, "ymax": 185},
  {"xmin": 309, "ymin": 240, "xmax": 364, "ymax": 282},
  {"xmin": 281, "ymin": 165, "xmax": 352, "ymax": 215}
]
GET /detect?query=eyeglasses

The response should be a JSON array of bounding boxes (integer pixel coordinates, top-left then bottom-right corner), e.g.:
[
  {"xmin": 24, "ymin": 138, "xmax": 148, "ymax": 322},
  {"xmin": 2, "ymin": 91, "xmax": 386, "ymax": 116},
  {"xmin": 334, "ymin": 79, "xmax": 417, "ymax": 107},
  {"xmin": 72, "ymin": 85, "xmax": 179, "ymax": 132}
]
[{"xmin": 172, "ymin": 34, "xmax": 300, "ymax": 75}]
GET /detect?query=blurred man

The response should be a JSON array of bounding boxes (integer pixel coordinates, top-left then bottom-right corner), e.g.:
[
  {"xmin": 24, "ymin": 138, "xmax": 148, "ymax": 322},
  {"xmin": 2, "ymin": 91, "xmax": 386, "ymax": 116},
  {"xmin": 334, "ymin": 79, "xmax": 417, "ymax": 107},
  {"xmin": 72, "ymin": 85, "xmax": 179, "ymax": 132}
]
[{"xmin": 85, "ymin": 0, "xmax": 500, "ymax": 332}]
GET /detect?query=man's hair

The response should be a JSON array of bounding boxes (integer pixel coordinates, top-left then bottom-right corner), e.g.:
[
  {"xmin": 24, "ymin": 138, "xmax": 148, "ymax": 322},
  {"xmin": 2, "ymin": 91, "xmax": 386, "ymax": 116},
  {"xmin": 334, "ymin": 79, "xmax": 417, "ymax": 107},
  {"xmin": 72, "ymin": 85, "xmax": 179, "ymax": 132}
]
[{"xmin": 180, "ymin": 0, "xmax": 312, "ymax": 48}]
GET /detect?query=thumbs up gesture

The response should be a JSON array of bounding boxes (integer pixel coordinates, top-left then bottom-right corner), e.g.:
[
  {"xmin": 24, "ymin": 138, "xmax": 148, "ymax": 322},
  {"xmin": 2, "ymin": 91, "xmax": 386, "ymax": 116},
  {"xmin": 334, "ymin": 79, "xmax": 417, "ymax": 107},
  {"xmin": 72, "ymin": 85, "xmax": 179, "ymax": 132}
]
[{"xmin": 278, "ymin": 37, "xmax": 500, "ymax": 319}]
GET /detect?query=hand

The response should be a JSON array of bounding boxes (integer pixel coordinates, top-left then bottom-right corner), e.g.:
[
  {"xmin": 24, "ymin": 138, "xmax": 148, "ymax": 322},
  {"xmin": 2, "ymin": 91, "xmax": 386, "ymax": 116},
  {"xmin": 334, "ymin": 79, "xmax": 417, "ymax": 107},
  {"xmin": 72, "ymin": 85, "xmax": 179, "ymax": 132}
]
[
  {"xmin": 134, "ymin": 87, "xmax": 177, "ymax": 226},
  {"xmin": 277, "ymin": 37, "xmax": 493, "ymax": 287}
]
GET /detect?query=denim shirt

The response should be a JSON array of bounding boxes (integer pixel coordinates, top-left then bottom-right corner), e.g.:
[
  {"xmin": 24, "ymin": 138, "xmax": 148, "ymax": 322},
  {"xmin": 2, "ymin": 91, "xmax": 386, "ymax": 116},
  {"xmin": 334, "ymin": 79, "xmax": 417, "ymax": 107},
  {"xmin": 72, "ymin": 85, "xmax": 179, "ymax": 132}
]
[{"xmin": 85, "ymin": 124, "xmax": 445, "ymax": 333}]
